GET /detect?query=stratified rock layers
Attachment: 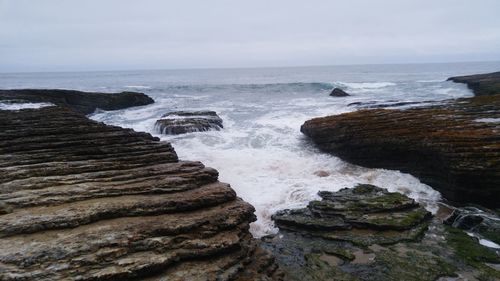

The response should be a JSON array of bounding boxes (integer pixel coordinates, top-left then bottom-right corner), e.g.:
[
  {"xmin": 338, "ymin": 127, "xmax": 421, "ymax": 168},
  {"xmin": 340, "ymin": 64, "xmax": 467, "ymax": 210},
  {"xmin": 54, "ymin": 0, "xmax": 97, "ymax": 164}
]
[
  {"xmin": 0, "ymin": 106, "xmax": 280, "ymax": 280},
  {"xmin": 301, "ymin": 95, "xmax": 500, "ymax": 207}
]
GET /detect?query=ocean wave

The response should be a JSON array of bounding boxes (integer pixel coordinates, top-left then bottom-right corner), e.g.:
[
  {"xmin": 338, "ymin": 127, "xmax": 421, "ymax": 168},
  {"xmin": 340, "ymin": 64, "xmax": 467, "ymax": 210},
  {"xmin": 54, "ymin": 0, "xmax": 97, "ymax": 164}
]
[
  {"xmin": 124, "ymin": 85, "xmax": 152, "ymax": 89},
  {"xmin": 0, "ymin": 102, "xmax": 54, "ymax": 110},
  {"xmin": 338, "ymin": 82, "xmax": 396, "ymax": 89},
  {"xmin": 153, "ymin": 82, "xmax": 335, "ymax": 94}
]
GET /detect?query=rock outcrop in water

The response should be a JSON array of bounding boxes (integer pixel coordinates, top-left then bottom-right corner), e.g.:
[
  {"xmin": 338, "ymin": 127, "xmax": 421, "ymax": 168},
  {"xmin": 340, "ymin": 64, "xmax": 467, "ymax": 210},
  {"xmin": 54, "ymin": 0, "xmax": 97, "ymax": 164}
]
[
  {"xmin": 0, "ymin": 89, "xmax": 154, "ymax": 114},
  {"xmin": 448, "ymin": 71, "xmax": 500, "ymax": 96},
  {"xmin": 263, "ymin": 184, "xmax": 500, "ymax": 281},
  {"xmin": 273, "ymin": 184, "xmax": 431, "ymax": 245},
  {"xmin": 0, "ymin": 106, "xmax": 280, "ymax": 280},
  {"xmin": 301, "ymin": 94, "xmax": 500, "ymax": 208},
  {"xmin": 155, "ymin": 110, "xmax": 223, "ymax": 135},
  {"xmin": 330, "ymin": 88, "xmax": 350, "ymax": 97}
]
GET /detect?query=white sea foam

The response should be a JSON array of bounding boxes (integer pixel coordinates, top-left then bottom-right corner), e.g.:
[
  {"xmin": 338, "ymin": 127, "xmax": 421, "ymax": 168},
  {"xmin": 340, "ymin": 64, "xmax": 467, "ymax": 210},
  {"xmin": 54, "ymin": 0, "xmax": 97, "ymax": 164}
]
[
  {"xmin": 0, "ymin": 102, "xmax": 54, "ymax": 110},
  {"xmin": 88, "ymin": 68, "xmax": 482, "ymax": 237},
  {"xmin": 475, "ymin": 118, "xmax": 500, "ymax": 123},
  {"xmin": 339, "ymin": 82, "xmax": 396, "ymax": 89},
  {"xmin": 124, "ymin": 85, "xmax": 151, "ymax": 89}
]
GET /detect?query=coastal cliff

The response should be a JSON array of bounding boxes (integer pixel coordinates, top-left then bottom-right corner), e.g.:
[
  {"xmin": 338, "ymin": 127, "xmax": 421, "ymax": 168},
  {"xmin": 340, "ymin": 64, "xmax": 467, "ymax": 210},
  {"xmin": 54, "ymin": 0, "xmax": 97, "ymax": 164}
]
[{"xmin": 0, "ymin": 92, "xmax": 280, "ymax": 280}]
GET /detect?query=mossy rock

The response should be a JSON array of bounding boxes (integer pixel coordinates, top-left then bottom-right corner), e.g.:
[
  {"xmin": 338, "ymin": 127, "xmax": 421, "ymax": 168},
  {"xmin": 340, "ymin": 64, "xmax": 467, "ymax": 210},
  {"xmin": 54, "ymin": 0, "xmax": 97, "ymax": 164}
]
[
  {"xmin": 369, "ymin": 249, "xmax": 457, "ymax": 281},
  {"xmin": 445, "ymin": 226, "xmax": 500, "ymax": 279}
]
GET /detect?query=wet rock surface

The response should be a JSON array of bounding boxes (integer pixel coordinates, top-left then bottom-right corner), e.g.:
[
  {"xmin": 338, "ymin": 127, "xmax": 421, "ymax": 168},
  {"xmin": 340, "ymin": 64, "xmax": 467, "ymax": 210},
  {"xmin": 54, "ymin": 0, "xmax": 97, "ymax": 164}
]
[
  {"xmin": 155, "ymin": 110, "xmax": 223, "ymax": 135},
  {"xmin": 264, "ymin": 184, "xmax": 500, "ymax": 281},
  {"xmin": 301, "ymin": 94, "xmax": 500, "ymax": 208},
  {"xmin": 0, "ymin": 89, "xmax": 154, "ymax": 114},
  {"xmin": 330, "ymin": 88, "xmax": 350, "ymax": 97},
  {"xmin": 272, "ymin": 184, "xmax": 432, "ymax": 246},
  {"xmin": 0, "ymin": 106, "xmax": 281, "ymax": 280},
  {"xmin": 448, "ymin": 71, "xmax": 500, "ymax": 96}
]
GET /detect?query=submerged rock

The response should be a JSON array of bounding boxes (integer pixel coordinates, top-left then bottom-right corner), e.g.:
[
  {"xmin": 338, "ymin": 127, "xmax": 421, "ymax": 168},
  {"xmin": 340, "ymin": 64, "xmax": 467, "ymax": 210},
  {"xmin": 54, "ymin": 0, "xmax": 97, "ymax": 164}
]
[
  {"xmin": 448, "ymin": 71, "xmax": 500, "ymax": 96},
  {"xmin": 0, "ymin": 106, "xmax": 280, "ymax": 280},
  {"xmin": 0, "ymin": 89, "xmax": 154, "ymax": 114},
  {"xmin": 330, "ymin": 88, "xmax": 350, "ymax": 97},
  {"xmin": 301, "ymin": 94, "xmax": 500, "ymax": 208},
  {"xmin": 155, "ymin": 110, "xmax": 223, "ymax": 135}
]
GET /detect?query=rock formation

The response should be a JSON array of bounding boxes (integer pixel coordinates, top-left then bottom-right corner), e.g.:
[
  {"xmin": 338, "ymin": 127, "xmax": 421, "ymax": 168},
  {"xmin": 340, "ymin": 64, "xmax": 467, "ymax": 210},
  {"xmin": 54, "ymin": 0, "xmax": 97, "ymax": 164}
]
[
  {"xmin": 155, "ymin": 110, "xmax": 223, "ymax": 135},
  {"xmin": 263, "ymin": 184, "xmax": 500, "ymax": 281},
  {"xmin": 0, "ymin": 106, "xmax": 280, "ymax": 280},
  {"xmin": 273, "ymin": 184, "xmax": 431, "ymax": 246},
  {"xmin": 0, "ymin": 89, "xmax": 154, "ymax": 114},
  {"xmin": 329, "ymin": 88, "xmax": 350, "ymax": 97},
  {"xmin": 448, "ymin": 71, "xmax": 500, "ymax": 96},
  {"xmin": 301, "ymin": 94, "xmax": 500, "ymax": 207}
]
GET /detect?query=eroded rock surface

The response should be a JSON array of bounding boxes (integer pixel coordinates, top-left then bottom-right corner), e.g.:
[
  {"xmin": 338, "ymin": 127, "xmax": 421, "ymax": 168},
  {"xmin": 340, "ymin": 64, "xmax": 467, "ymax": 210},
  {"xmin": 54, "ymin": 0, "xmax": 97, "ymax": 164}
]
[
  {"xmin": 155, "ymin": 110, "xmax": 223, "ymax": 135},
  {"xmin": 301, "ymin": 95, "xmax": 500, "ymax": 207},
  {"xmin": 0, "ymin": 106, "xmax": 280, "ymax": 280},
  {"xmin": 0, "ymin": 89, "xmax": 154, "ymax": 114},
  {"xmin": 264, "ymin": 184, "xmax": 500, "ymax": 281},
  {"xmin": 273, "ymin": 184, "xmax": 431, "ymax": 246}
]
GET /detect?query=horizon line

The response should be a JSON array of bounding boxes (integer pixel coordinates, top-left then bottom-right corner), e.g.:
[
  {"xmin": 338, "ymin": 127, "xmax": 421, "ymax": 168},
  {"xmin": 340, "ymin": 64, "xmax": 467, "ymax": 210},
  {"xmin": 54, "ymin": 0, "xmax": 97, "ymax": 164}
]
[{"xmin": 1, "ymin": 59, "xmax": 500, "ymax": 75}]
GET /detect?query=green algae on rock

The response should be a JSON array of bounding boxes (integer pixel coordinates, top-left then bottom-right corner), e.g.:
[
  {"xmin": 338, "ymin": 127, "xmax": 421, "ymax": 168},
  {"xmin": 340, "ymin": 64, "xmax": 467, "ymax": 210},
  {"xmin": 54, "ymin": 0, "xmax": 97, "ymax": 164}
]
[{"xmin": 273, "ymin": 184, "xmax": 431, "ymax": 246}]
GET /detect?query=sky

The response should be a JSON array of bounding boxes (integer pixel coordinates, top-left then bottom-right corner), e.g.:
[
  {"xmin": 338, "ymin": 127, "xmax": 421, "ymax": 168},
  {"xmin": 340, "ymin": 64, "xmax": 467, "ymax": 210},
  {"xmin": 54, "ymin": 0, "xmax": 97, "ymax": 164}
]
[{"xmin": 0, "ymin": 0, "xmax": 499, "ymax": 72}]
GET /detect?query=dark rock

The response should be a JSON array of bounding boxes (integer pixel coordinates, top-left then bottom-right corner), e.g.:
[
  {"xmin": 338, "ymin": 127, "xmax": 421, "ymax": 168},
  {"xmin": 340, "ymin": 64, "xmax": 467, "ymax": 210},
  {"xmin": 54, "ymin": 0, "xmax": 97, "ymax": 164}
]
[
  {"xmin": 155, "ymin": 110, "xmax": 223, "ymax": 135},
  {"xmin": 0, "ymin": 106, "xmax": 281, "ymax": 280},
  {"xmin": 445, "ymin": 207, "xmax": 500, "ymax": 245},
  {"xmin": 263, "ymin": 185, "xmax": 499, "ymax": 281},
  {"xmin": 330, "ymin": 88, "xmax": 350, "ymax": 97},
  {"xmin": 272, "ymin": 184, "xmax": 431, "ymax": 246},
  {"xmin": 448, "ymin": 71, "xmax": 500, "ymax": 96},
  {"xmin": 301, "ymin": 95, "xmax": 500, "ymax": 208},
  {"xmin": 0, "ymin": 89, "xmax": 154, "ymax": 114}
]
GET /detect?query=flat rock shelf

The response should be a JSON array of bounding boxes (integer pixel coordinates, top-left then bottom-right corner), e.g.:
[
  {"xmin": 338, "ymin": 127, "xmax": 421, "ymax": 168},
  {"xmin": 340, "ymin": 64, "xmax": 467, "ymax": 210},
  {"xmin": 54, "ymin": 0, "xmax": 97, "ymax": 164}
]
[{"xmin": 0, "ymin": 106, "xmax": 281, "ymax": 281}]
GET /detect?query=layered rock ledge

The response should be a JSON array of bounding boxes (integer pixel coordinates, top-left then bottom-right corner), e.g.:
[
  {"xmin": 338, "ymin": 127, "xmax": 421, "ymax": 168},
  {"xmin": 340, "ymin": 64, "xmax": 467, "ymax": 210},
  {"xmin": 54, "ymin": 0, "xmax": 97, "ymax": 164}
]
[
  {"xmin": 448, "ymin": 71, "xmax": 500, "ymax": 96},
  {"xmin": 301, "ymin": 94, "xmax": 500, "ymax": 207},
  {"xmin": 0, "ymin": 106, "xmax": 280, "ymax": 280},
  {"xmin": 0, "ymin": 89, "xmax": 154, "ymax": 114},
  {"xmin": 263, "ymin": 184, "xmax": 500, "ymax": 281}
]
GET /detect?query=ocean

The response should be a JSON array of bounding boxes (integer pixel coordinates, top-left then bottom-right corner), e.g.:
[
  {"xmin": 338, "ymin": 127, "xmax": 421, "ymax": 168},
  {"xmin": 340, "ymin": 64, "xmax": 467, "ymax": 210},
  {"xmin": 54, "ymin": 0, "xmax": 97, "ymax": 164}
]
[{"xmin": 2, "ymin": 61, "xmax": 500, "ymax": 237}]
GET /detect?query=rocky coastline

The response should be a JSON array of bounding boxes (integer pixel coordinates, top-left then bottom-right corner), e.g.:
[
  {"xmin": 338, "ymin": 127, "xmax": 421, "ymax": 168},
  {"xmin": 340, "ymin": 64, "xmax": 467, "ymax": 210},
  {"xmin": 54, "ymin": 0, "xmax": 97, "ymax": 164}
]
[
  {"xmin": 292, "ymin": 72, "xmax": 500, "ymax": 280},
  {"xmin": 0, "ymin": 89, "xmax": 154, "ymax": 114},
  {"xmin": 0, "ymin": 91, "xmax": 281, "ymax": 280},
  {"xmin": 2, "ymin": 69, "xmax": 500, "ymax": 280},
  {"xmin": 301, "ymin": 73, "xmax": 500, "ymax": 208}
]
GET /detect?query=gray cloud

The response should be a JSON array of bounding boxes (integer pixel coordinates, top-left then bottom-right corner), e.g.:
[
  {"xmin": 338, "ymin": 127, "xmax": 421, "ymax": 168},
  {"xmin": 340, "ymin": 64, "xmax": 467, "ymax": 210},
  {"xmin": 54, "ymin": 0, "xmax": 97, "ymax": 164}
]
[{"xmin": 1, "ymin": 0, "xmax": 499, "ymax": 72}]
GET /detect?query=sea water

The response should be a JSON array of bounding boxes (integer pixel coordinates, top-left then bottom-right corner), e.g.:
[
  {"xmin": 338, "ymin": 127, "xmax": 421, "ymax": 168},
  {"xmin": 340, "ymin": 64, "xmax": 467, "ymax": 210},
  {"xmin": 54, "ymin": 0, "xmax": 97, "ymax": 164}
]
[{"xmin": 2, "ymin": 62, "xmax": 500, "ymax": 237}]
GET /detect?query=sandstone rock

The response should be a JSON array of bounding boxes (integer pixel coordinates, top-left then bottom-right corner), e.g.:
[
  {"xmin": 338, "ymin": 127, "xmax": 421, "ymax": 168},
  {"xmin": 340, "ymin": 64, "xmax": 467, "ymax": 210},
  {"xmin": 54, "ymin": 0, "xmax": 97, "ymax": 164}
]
[
  {"xmin": 330, "ymin": 88, "xmax": 350, "ymax": 97},
  {"xmin": 301, "ymin": 95, "xmax": 500, "ymax": 208},
  {"xmin": 0, "ymin": 89, "xmax": 154, "ymax": 114},
  {"xmin": 155, "ymin": 110, "xmax": 223, "ymax": 135},
  {"xmin": 0, "ymin": 106, "xmax": 280, "ymax": 280},
  {"xmin": 448, "ymin": 71, "xmax": 500, "ymax": 96}
]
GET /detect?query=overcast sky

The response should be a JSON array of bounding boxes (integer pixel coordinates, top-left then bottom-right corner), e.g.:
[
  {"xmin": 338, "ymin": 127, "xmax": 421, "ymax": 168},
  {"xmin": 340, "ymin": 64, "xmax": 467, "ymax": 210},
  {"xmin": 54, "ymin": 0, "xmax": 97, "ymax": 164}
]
[{"xmin": 1, "ymin": 0, "xmax": 499, "ymax": 72}]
